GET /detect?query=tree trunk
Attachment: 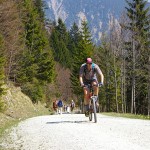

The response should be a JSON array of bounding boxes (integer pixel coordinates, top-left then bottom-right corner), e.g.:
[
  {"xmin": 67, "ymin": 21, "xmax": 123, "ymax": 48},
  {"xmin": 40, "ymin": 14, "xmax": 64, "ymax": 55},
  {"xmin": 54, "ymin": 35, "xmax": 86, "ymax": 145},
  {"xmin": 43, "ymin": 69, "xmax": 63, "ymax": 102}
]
[
  {"xmin": 121, "ymin": 49, "xmax": 126, "ymax": 113},
  {"xmin": 148, "ymin": 56, "xmax": 150, "ymax": 117},
  {"xmin": 131, "ymin": 39, "xmax": 136, "ymax": 114},
  {"xmin": 114, "ymin": 52, "xmax": 118, "ymax": 113}
]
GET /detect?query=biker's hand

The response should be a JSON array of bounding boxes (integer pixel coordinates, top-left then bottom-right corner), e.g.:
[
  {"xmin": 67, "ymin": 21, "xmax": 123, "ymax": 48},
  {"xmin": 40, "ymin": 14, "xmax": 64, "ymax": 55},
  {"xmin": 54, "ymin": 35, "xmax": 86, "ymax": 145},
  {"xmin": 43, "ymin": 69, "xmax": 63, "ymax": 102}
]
[{"xmin": 99, "ymin": 82, "xmax": 103, "ymax": 86}]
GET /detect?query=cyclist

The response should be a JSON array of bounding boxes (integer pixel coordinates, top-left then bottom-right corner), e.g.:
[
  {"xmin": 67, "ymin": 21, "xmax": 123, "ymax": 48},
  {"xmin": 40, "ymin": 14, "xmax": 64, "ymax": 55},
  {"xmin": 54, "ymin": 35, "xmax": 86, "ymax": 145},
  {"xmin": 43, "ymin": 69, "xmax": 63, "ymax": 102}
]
[{"xmin": 79, "ymin": 58, "xmax": 104, "ymax": 117}]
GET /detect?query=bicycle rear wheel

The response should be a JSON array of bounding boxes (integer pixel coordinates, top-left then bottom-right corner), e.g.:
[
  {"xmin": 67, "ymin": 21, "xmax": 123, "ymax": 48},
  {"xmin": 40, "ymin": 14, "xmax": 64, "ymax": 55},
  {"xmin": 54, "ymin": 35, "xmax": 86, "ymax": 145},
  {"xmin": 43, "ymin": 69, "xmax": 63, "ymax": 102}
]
[{"xmin": 92, "ymin": 98, "xmax": 97, "ymax": 123}]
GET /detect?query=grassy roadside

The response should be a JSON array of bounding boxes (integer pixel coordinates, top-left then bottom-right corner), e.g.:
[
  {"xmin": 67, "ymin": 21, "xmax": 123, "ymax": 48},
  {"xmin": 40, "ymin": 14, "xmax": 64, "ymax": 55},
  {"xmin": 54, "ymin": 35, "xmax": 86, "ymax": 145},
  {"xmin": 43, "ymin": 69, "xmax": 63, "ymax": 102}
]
[
  {"xmin": 0, "ymin": 83, "xmax": 53, "ymax": 139},
  {"xmin": 0, "ymin": 109, "xmax": 52, "ymax": 139},
  {"xmin": 101, "ymin": 112, "xmax": 150, "ymax": 120},
  {"xmin": 0, "ymin": 118, "xmax": 20, "ymax": 138}
]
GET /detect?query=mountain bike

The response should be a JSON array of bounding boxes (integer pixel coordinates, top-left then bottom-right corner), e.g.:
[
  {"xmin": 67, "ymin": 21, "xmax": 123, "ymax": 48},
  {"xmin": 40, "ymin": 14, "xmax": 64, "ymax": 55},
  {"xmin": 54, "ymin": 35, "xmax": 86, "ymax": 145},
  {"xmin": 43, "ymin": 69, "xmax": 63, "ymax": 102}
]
[{"xmin": 87, "ymin": 84, "xmax": 101, "ymax": 123}]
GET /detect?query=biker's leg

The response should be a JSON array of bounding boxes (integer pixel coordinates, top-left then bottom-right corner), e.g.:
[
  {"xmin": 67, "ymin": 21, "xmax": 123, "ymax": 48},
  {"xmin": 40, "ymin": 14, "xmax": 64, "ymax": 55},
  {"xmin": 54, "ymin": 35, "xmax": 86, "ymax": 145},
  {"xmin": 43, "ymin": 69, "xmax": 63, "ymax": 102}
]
[
  {"xmin": 92, "ymin": 81, "xmax": 99, "ymax": 111},
  {"xmin": 92, "ymin": 81, "xmax": 98, "ymax": 99},
  {"xmin": 83, "ymin": 86, "xmax": 90, "ymax": 116}
]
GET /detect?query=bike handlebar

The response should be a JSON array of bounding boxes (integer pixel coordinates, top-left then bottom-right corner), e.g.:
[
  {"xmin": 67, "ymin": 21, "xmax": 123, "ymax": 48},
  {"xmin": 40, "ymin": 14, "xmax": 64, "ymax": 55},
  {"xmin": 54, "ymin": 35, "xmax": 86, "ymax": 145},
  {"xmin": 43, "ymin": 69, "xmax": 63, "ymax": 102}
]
[{"xmin": 83, "ymin": 83, "xmax": 102, "ymax": 88}]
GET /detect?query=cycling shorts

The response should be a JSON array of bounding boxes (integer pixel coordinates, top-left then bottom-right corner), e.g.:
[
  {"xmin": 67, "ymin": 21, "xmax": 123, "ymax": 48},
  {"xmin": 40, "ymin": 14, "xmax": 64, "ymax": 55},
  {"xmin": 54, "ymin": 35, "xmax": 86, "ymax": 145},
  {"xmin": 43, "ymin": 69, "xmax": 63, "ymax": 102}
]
[{"xmin": 83, "ymin": 79, "xmax": 98, "ymax": 86}]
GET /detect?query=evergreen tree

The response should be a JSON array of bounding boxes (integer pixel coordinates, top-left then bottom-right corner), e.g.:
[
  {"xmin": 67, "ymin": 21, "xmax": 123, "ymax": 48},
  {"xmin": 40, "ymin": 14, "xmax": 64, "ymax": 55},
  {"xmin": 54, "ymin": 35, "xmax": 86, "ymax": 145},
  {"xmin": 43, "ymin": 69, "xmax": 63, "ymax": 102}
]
[
  {"xmin": 125, "ymin": 0, "xmax": 150, "ymax": 114},
  {"xmin": 68, "ymin": 22, "xmax": 82, "ymax": 69},
  {"xmin": 34, "ymin": 0, "xmax": 45, "ymax": 22},
  {"xmin": 16, "ymin": 0, "xmax": 55, "ymax": 102},
  {"xmin": 94, "ymin": 33, "xmax": 117, "ymax": 112},
  {"xmin": 78, "ymin": 20, "xmax": 94, "ymax": 59},
  {"xmin": 70, "ymin": 20, "xmax": 94, "ymax": 97},
  {"xmin": 50, "ymin": 18, "xmax": 71, "ymax": 68},
  {"xmin": 94, "ymin": 45, "xmax": 108, "ymax": 111},
  {"xmin": 69, "ymin": 22, "xmax": 82, "ymax": 46}
]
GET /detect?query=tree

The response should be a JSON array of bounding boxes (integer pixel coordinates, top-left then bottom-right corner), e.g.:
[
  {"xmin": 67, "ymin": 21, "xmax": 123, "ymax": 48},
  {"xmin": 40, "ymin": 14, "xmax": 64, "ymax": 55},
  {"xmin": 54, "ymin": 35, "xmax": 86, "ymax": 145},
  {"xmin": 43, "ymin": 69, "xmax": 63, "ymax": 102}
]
[
  {"xmin": 15, "ymin": 0, "xmax": 55, "ymax": 103},
  {"xmin": 78, "ymin": 20, "xmax": 94, "ymax": 59},
  {"xmin": 70, "ymin": 20, "xmax": 94, "ymax": 98},
  {"xmin": 0, "ymin": 0, "xmax": 24, "ymax": 82},
  {"xmin": 50, "ymin": 18, "xmax": 71, "ymax": 68},
  {"xmin": 68, "ymin": 22, "xmax": 82, "ymax": 69},
  {"xmin": 124, "ymin": 0, "xmax": 150, "ymax": 114},
  {"xmin": 94, "ymin": 32, "xmax": 119, "ymax": 112}
]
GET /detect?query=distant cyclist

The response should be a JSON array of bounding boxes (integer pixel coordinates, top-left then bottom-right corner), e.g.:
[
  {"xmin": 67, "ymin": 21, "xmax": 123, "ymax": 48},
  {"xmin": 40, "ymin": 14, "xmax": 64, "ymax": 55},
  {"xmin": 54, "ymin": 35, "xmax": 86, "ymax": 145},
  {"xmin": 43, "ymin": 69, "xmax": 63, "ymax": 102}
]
[{"xmin": 79, "ymin": 58, "xmax": 104, "ymax": 117}]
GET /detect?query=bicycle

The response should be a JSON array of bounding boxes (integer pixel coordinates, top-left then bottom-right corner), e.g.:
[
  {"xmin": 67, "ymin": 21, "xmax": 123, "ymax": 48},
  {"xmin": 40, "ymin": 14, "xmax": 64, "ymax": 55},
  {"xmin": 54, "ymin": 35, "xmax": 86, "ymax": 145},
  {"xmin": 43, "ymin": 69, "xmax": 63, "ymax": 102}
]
[{"xmin": 87, "ymin": 83, "xmax": 101, "ymax": 123}]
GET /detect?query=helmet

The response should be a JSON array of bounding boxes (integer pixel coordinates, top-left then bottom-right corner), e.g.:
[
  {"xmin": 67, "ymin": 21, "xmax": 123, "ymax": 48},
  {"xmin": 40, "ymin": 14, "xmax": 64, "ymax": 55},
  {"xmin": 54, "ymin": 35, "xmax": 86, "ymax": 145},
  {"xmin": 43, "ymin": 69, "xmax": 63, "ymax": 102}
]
[{"xmin": 86, "ymin": 58, "xmax": 92, "ymax": 64}]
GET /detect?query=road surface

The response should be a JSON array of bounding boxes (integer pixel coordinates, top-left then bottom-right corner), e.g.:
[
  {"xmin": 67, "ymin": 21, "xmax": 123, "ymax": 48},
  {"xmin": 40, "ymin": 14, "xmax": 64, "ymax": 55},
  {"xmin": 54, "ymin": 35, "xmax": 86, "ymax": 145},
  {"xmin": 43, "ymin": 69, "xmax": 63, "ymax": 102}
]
[{"xmin": 0, "ymin": 113, "xmax": 150, "ymax": 150}]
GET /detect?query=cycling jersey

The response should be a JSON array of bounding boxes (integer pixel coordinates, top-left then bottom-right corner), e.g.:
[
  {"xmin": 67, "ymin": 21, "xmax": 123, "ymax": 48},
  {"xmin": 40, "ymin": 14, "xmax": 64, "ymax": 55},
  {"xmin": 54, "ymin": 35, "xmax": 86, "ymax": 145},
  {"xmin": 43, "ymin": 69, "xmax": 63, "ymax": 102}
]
[{"xmin": 79, "ymin": 63, "xmax": 102, "ymax": 83}]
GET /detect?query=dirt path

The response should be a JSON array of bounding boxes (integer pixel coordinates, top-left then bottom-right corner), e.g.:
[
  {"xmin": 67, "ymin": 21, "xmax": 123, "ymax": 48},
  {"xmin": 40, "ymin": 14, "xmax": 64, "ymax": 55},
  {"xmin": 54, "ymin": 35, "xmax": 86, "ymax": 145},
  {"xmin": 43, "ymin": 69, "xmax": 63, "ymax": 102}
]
[{"xmin": 0, "ymin": 113, "xmax": 150, "ymax": 150}]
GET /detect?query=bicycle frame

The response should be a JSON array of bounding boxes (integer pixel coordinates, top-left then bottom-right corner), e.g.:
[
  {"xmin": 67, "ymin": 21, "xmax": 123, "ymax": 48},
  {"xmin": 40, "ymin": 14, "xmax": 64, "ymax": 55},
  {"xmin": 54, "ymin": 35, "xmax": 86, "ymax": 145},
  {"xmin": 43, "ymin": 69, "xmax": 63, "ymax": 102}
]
[{"xmin": 87, "ymin": 84, "xmax": 98, "ymax": 123}]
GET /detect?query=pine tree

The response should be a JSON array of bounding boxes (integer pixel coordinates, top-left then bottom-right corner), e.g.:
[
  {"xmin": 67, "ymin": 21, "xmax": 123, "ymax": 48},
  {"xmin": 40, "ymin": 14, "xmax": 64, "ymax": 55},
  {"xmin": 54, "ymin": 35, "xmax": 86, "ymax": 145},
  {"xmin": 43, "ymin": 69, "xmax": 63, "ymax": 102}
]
[
  {"xmin": 78, "ymin": 20, "xmax": 94, "ymax": 59},
  {"xmin": 50, "ymin": 18, "xmax": 71, "ymax": 68},
  {"xmin": 68, "ymin": 22, "xmax": 82, "ymax": 69},
  {"xmin": 125, "ymin": 0, "xmax": 150, "ymax": 114},
  {"xmin": 16, "ymin": 0, "xmax": 55, "ymax": 102},
  {"xmin": 70, "ymin": 20, "xmax": 94, "ymax": 97}
]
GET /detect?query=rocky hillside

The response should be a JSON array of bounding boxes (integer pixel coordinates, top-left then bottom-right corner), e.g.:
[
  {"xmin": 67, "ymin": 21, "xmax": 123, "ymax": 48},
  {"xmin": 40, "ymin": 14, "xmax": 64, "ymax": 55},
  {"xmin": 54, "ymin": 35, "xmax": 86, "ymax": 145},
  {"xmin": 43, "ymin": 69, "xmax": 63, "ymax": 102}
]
[{"xmin": 0, "ymin": 83, "xmax": 50, "ymax": 136}]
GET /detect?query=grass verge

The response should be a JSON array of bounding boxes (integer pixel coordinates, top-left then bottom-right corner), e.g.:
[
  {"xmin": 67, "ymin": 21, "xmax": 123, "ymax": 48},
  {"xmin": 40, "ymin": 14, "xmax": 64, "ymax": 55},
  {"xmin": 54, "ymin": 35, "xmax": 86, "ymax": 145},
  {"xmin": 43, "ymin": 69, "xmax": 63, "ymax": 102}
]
[
  {"xmin": 0, "ymin": 119, "xmax": 20, "ymax": 138},
  {"xmin": 101, "ymin": 112, "xmax": 150, "ymax": 120}
]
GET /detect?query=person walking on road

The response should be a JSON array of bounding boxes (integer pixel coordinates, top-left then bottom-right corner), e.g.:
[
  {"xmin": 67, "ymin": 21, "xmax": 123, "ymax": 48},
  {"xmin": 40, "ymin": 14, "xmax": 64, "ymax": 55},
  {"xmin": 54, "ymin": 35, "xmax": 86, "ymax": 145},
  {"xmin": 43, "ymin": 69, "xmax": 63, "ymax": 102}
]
[
  {"xmin": 53, "ymin": 100, "xmax": 58, "ymax": 114},
  {"xmin": 70, "ymin": 100, "xmax": 75, "ymax": 113},
  {"xmin": 57, "ymin": 99, "xmax": 63, "ymax": 115}
]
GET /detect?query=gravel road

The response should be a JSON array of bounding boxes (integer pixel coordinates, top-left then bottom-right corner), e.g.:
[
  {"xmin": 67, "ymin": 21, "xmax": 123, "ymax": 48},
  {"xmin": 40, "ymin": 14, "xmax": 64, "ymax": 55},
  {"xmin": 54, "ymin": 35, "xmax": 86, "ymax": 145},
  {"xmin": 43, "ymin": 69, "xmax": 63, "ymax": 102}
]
[{"xmin": 0, "ymin": 113, "xmax": 150, "ymax": 150}]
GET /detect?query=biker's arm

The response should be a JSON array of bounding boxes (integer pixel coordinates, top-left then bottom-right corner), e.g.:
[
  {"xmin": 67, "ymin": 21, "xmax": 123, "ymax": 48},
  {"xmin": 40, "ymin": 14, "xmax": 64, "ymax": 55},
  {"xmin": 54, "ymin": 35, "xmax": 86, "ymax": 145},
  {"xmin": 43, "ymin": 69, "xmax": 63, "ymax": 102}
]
[
  {"xmin": 79, "ymin": 65, "xmax": 84, "ymax": 86},
  {"xmin": 96, "ymin": 65, "xmax": 104, "ymax": 85},
  {"xmin": 79, "ymin": 76, "xmax": 84, "ymax": 86},
  {"xmin": 99, "ymin": 72, "xmax": 104, "ymax": 85}
]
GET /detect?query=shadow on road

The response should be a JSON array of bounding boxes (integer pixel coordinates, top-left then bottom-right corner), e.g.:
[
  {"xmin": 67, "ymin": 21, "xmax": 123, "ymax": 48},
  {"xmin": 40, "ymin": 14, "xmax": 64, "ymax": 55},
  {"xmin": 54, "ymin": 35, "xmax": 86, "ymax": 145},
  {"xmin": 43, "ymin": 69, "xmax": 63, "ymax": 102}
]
[{"xmin": 46, "ymin": 120, "xmax": 88, "ymax": 124}]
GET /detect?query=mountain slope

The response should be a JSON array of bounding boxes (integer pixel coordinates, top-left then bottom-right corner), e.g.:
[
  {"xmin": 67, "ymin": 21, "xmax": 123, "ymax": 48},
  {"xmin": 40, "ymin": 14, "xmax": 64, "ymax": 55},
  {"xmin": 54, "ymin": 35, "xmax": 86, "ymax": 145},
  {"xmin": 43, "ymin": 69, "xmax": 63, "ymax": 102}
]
[
  {"xmin": 43, "ymin": 0, "xmax": 150, "ymax": 44},
  {"xmin": 43, "ymin": 0, "xmax": 126, "ymax": 44},
  {"xmin": 0, "ymin": 83, "xmax": 50, "ymax": 137}
]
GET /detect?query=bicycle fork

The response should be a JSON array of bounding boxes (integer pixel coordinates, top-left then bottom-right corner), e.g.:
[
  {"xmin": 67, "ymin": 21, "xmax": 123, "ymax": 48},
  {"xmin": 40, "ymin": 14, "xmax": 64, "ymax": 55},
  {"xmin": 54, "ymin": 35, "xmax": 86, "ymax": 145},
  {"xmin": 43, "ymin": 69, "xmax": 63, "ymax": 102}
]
[{"xmin": 89, "ymin": 96, "xmax": 97, "ymax": 123}]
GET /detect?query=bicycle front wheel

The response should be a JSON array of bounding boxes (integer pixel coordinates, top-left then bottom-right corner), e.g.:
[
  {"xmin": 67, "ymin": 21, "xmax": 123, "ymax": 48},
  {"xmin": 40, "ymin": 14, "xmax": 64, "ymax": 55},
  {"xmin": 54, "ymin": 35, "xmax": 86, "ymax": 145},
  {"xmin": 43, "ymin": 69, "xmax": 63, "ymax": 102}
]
[
  {"xmin": 92, "ymin": 98, "xmax": 97, "ymax": 123},
  {"xmin": 89, "ymin": 108, "xmax": 92, "ymax": 121}
]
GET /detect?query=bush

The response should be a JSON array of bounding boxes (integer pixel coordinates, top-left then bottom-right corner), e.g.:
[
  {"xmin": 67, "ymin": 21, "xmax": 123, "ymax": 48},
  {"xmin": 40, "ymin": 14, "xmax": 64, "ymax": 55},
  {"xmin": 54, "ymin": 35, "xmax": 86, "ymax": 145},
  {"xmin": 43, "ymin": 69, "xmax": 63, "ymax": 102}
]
[{"xmin": 21, "ymin": 82, "xmax": 44, "ymax": 104}]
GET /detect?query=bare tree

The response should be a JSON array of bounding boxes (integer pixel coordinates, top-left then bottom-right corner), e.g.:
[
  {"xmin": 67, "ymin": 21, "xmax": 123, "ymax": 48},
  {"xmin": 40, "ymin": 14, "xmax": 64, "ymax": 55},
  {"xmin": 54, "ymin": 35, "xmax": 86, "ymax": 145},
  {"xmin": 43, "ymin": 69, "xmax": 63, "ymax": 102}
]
[{"xmin": 0, "ymin": 0, "xmax": 24, "ymax": 82}]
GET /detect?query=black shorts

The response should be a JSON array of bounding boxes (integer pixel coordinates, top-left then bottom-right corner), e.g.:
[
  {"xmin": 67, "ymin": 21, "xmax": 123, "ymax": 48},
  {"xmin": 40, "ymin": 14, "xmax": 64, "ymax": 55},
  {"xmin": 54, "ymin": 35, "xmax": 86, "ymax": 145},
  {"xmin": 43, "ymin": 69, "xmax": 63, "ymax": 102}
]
[{"xmin": 83, "ymin": 79, "xmax": 98, "ymax": 86}]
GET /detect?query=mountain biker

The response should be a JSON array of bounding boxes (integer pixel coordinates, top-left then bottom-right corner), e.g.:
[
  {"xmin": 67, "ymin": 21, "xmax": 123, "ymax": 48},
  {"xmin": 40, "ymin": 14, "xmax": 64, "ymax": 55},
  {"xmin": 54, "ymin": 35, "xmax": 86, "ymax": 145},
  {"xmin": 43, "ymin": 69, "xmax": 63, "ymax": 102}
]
[{"xmin": 79, "ymin": 58, "xmax": 104, "ymax": 117}]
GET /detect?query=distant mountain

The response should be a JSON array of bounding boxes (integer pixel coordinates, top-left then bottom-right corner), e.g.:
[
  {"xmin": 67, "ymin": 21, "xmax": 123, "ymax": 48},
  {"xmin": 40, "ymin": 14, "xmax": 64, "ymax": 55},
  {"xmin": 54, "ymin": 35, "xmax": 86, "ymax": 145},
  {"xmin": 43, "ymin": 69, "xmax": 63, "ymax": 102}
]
[{"xmin": 43, "ymin": 0, "xmax": 150, "ymax": 44}]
